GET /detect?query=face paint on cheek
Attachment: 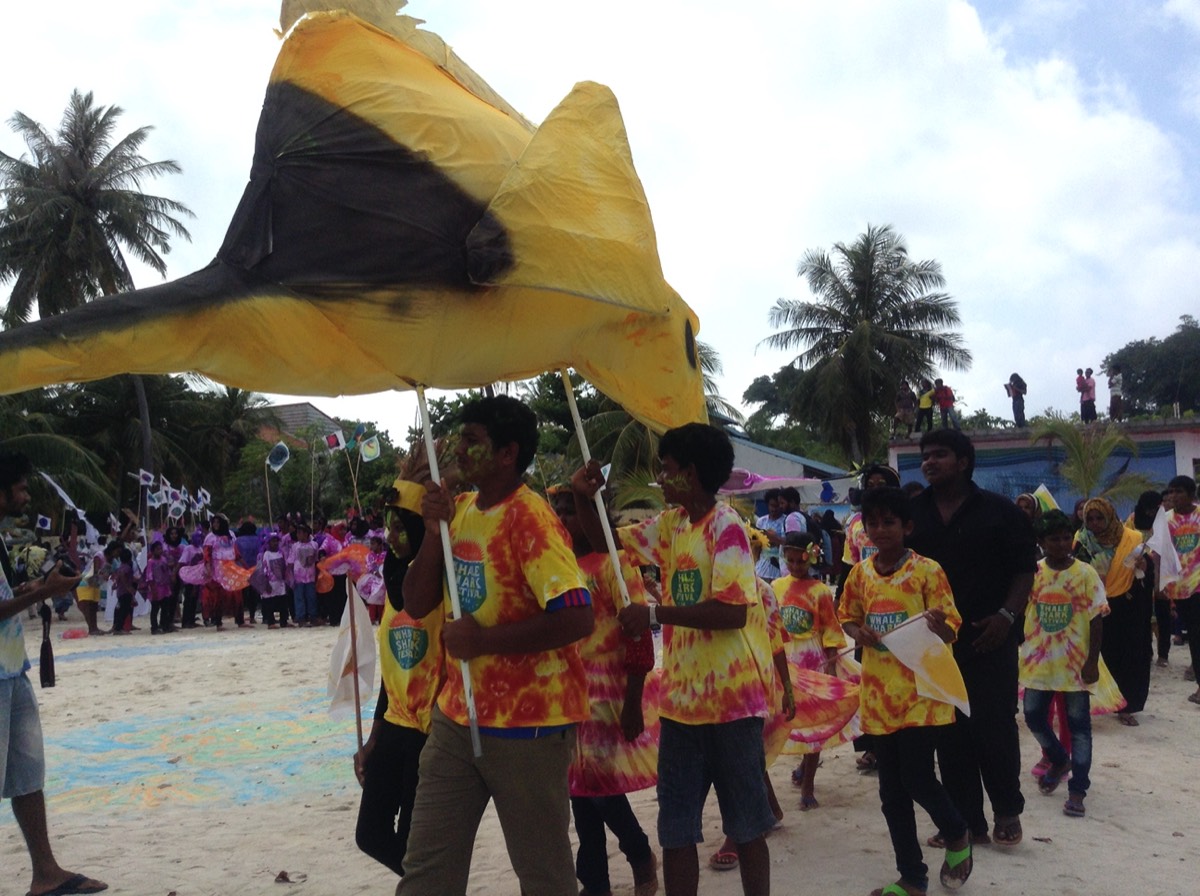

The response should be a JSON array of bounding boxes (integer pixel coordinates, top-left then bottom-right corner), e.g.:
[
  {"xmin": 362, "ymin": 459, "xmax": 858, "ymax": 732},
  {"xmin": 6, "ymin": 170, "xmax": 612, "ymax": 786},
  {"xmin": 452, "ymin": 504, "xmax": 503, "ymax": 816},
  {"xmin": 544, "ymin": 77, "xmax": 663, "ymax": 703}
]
[
  {"xmin": 661, "ymin": 473, "xmax": 689, "ymax": 490},
  {"xmin": 463, "ymin": 443, "xmax": 492, "ymax": 471}
]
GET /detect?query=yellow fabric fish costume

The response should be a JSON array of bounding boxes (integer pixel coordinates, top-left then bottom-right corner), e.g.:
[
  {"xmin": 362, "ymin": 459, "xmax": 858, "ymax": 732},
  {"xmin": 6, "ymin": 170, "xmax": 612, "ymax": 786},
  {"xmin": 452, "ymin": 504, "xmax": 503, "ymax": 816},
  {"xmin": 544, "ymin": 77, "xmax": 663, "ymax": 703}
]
[{"xmin": 0, "ymin": 4, "xmax": 705, "ymax": 433}]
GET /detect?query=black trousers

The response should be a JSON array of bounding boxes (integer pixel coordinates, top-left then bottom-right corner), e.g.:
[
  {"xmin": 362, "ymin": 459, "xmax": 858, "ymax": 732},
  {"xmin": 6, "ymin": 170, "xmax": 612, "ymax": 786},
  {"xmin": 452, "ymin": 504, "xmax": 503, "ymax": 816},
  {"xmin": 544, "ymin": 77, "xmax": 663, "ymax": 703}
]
[
  {"xmin": 356, "ymin": 722, "xmax": 427, "ymax": 877},
  {"xmin": 1100, "ymin": 591, "xmax": 1152, "ymax": 713},
  {"xmin": 242, "ymin": 585, "xmax": 261, "ymax": 622},
  {"xmin": 570, "ymin": 795, "xmax": 653, "ymax": 894},
  {"xmin": 261, "ymin": 594, "xmax": 290, "ymax": 626},
  {"xmin": 876, "ymin": 725, "xmax": 966, "ymax": 888},
  {"xmin": 1155, "ymin": 597, "xmax": 1174, "ymax": 661},
  {"xmin": 936, "ymin": 645, "xmax": 1024, "ymax": 835},
  {"xmin": 1178, "ymin": 595, "xmax": 1200, "ymax": 677},
  {"xmin": 326, "ymin": 575, "xmax": 348, "ymax": 625},
  {"xmin": 181, "ymin": 585, "xmax": 199, "ymax": 626},
  {"xmin": 112, "ymin": 593, "xmax": 134, "ymax": 632},
  {"xmin": 149, "ymin": 598, "xmax": 176, "ymax": 633}
]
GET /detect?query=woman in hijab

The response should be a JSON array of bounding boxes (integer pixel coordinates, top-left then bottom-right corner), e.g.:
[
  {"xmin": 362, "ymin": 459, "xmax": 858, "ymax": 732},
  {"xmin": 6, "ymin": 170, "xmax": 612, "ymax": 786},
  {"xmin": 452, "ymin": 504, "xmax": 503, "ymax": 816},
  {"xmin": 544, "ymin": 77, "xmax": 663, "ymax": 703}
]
[{"xmin": 1074, "ymin": 497, "xmax": 1151, "ymax": 725}]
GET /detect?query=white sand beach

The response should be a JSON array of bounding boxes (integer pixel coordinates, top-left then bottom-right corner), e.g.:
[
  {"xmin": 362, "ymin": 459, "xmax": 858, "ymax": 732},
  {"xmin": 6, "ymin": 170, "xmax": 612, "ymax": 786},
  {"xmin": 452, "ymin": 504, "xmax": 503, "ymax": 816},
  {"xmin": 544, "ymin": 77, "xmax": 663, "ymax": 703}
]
[{"xmin": 3, "ymin": 614, "xmax": 1196, "ymax": 896}]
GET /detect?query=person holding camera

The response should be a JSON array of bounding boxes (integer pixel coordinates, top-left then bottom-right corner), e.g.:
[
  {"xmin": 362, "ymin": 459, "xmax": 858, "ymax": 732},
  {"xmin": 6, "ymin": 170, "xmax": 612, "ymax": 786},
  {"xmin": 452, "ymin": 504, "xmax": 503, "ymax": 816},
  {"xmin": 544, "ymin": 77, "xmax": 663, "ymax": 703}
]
[{"xmin": 1, "ymin": 450, "xmax": 108, "ymax": 896}]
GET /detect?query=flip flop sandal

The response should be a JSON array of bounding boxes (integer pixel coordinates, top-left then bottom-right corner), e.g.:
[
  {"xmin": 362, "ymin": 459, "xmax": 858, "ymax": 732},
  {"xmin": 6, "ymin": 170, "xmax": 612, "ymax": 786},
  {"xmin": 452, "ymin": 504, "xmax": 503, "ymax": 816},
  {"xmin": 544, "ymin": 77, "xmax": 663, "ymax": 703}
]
[
  {"xmin": 940, "ymin": 842, "xmax": 973, "ymax": 890},
  {"xmin": 992, "ymin": 817, "xmax": 1023, "ymax": 846},
  {"xmin": 1038, "ymin": 761, "xmax": 1071, "ymax": 795},
  {"xmin": 929, "ymin": 830, "xmax": 990, "ymax": 848},
  {"xmin": 869, "ymin": 881, "xmax": 927, "ymax": 896},
  {"xmin": 1063, "ymin": 797, "xmax": 1086, "ymax": 817},
  {"xmin": 708, "ymin": 848, "xmax": 739, "ymax": 871}
]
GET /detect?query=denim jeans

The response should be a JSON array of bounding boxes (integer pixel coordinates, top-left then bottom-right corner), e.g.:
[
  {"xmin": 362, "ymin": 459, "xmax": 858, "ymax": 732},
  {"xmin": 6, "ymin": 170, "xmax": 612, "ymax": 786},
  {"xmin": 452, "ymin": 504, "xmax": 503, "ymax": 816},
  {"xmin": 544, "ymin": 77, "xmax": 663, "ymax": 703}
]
[
  {"xmin": 293, "ymin": 581, "xmax": 317, "ymax": 622},
  {"xmin": 1023, "ymin": 689, "xmax": 1091, "ymax": 795}
]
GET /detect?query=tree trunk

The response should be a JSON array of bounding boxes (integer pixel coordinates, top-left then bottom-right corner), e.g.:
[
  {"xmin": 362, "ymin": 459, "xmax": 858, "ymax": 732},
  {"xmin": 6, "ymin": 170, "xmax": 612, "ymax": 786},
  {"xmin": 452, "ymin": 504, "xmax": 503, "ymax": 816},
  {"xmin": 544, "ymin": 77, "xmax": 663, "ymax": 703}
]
[{"xmin": 132, "ymin": 373, "xmax": 153, "ymax": 520}]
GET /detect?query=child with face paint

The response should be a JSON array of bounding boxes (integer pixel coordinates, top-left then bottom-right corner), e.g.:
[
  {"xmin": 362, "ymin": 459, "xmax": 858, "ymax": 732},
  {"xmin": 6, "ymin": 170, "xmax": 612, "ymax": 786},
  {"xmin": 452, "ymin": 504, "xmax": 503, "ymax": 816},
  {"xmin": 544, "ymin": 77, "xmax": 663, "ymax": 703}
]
[
  {"xmin": 573, "ymin": 423, "xmax": 777, "ymax": 896},
  {"xmin": 774, "ymin": 531, "xmax": 843, "ymax": 809}
]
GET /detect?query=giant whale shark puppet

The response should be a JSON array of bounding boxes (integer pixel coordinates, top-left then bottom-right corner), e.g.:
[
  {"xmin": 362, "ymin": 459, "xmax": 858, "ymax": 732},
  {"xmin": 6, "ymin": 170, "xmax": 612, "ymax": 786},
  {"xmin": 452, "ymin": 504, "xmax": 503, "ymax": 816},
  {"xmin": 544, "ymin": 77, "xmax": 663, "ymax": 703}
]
[{"xmin": 0, "ymin": 2, "xmax": 706, "ymax": 432}]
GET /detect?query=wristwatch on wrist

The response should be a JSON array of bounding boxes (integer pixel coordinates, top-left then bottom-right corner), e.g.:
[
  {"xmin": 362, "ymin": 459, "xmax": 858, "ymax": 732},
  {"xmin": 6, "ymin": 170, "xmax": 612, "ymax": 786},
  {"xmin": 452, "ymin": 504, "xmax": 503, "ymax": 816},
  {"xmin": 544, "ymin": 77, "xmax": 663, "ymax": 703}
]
[
  {"xmin": 648, "ymin": 604, "xmax": 661, "ymax": 630},
  {"xmin": 997, "ymin": 607, "xmax": 1016, "ymax": 624}
]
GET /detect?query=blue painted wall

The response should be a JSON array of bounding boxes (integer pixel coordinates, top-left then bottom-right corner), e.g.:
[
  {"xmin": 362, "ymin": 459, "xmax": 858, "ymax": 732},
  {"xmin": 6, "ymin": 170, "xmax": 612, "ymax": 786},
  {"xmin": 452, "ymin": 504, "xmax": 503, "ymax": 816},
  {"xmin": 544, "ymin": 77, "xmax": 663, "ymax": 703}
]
[{"xmin": 896, "ymin": 439, "xmax": 1178, "ymax": 517}]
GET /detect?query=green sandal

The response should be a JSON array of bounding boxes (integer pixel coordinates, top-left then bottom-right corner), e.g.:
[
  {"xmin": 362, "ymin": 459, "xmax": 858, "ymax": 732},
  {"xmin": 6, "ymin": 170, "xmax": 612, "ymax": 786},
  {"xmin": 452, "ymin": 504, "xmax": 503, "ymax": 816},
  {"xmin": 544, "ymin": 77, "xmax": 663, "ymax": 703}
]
[
  {"xmin": 940, "ymin": 841, "xmax": 973, "ymax": 889},
  {"xmin": 869, "ymin": 881, "xmax": 927, "ymax": 896}
]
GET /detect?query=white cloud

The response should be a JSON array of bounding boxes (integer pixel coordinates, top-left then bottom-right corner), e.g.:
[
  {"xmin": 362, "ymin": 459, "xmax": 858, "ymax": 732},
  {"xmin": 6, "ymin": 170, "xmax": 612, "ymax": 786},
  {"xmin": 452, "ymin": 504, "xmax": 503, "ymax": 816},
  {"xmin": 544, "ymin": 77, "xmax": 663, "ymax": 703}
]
[
  {"xmin": 1165, "ymin": 0, "xmax": 1200, "ymax": 33},
  {"xmin": 2, "ymin": 0, "xmax": 1197, "ymax": 446}
]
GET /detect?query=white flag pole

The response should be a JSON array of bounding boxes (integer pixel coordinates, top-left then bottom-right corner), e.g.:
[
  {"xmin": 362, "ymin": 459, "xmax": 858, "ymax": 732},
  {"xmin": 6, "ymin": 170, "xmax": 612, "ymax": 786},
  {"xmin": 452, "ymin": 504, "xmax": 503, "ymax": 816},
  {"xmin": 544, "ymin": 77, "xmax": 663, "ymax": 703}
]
[
  {"xmin": 559, "ymin": 368, "xmax": 632, "ymax": 609},
  {"xmin": 416, "ymin": 386, "xmax": 483, "ymax": 757},
  {"xmin": 348, "ymin": 578, "xmax": 364, "ymax": 752}
]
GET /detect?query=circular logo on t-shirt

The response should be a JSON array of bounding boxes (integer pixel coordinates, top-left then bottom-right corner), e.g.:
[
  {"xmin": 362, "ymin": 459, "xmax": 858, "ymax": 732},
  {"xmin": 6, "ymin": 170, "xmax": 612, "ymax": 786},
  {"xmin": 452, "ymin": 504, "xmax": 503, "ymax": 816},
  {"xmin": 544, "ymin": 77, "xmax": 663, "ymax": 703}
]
[
  {"xmin": 389, "ymin": 624, "xmax": 429, "ymax": 670},
  {"xmin": 1035, "ymin": 591, "xmax": 1073, "ymax": 634},
  {"xmin": 781, "ymin": 605, "xmax": 814, "ymax": 636}
]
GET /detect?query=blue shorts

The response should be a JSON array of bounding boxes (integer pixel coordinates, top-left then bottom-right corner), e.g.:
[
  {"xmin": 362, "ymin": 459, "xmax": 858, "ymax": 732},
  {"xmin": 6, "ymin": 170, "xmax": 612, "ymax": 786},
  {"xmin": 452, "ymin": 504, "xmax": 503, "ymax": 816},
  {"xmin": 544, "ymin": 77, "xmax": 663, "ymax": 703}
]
[
  {"xmin": 656, "ymin": 716, "xmax": 775, "ymax": 849},
  {"xmin": 1, "ymin": 673, "xmax": 46, "ymax": 799}
]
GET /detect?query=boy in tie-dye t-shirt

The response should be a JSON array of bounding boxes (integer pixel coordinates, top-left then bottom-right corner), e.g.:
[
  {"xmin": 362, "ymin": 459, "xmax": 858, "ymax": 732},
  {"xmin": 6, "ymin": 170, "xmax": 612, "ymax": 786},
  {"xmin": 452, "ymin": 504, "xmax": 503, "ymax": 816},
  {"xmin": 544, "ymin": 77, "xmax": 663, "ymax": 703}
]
[
  {"xmin": 399, "ymin": 397, "xmax": 593, "ymax": 896},
  {"xmin": 839, "ymin": 488, "xmax": 971, "ymax": 895},
  {"xmin": 1021, "ymin": 511, "xmax": 1106, "ymax": 820},
  {"xmin": 573, "ymin": 423, "xmax": 776, "ymax": 896}
]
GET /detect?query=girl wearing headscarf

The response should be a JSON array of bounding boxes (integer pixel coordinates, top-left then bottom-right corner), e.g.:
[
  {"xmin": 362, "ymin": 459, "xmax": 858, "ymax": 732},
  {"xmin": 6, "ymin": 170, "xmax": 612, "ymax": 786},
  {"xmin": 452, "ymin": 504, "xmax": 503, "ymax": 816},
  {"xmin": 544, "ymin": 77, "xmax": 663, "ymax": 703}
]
[{"xmin": 1074, "ymin": 498, "xmax": 1151, "ymax": 724}]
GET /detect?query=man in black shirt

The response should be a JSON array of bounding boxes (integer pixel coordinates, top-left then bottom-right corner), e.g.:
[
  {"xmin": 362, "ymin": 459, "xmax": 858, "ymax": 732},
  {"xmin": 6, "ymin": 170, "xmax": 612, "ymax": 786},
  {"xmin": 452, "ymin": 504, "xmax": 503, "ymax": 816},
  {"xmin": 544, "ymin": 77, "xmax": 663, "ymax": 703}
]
[{"xmin": 906, "ymin": 430, "xmax": 1036, "ymax": 848}]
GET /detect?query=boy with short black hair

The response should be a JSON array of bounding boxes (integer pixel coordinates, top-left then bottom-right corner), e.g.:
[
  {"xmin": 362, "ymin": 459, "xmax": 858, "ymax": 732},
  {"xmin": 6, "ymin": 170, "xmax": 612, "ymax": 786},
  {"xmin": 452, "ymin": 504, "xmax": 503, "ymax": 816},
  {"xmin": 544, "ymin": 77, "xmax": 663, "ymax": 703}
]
[
  {"xmin": 573, "ymin": 422, "xmax": 776, "ymax": 896},
  {"xmin": 402, "ymin": 394, "xmax": 594, "ymax": 896},
  {"xmin": 839, "ymin": 487, "xmax": 971, "ymax": 896},
  {"xmin": 1, "ymin": 450, "xmax": 107, "ymax": 896},
  {"xmin": 1019, "ymin": 510, "xmax": 1104, "ymax": 818}
]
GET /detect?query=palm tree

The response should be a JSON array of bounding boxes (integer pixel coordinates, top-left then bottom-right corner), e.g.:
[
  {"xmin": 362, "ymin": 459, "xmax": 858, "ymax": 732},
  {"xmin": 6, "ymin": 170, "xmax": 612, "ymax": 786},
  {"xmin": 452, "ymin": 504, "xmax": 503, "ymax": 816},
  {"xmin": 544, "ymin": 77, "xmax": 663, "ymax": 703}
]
[
  {"xmin": 0, "ymin": 390, "xmax": 113, "ymax": 511},
  {"xmin": 760, "ymin": 224, "xmax": 971, "ymax": 461},
  {"xmin": 0, "ymin": 90, "xmax": 193, "ymax": 511},
  {"xmin": 1030, "ymin": 415, "xmax": 1157, "ymax": 504}
]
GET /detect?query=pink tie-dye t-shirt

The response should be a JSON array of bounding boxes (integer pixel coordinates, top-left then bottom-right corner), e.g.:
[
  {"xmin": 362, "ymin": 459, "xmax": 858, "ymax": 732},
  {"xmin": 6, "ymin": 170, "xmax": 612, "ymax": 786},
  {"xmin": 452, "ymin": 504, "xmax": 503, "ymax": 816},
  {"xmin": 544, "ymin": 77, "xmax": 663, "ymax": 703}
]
[
  {"xmin": 619, "ymin": 503, "xmax": 772, "ymax": 725},
  {"xmin": 1019, "ymin": 559, "xmax": 1107, "ymax": 692},
  {"xmin": 1167, "ymin": 508, "xmax": 1200, "ymax": 600}
]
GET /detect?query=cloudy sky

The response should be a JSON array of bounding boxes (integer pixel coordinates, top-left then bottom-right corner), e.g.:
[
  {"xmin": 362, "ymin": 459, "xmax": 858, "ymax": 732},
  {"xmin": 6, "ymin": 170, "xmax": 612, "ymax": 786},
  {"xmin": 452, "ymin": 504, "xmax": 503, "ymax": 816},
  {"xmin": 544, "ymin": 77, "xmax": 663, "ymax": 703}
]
[{"xmin": 3, "ymin": 0, "xmax": 1198, "ymax": 446}]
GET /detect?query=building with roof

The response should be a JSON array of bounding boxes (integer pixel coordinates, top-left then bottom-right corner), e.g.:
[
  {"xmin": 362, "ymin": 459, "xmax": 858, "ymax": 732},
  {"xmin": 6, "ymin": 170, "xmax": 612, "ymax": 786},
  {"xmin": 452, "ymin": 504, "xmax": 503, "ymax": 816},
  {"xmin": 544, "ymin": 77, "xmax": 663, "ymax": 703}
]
[{"xmin": 887, "ymin": 419, "xmax": 1200, "ymax": 514}]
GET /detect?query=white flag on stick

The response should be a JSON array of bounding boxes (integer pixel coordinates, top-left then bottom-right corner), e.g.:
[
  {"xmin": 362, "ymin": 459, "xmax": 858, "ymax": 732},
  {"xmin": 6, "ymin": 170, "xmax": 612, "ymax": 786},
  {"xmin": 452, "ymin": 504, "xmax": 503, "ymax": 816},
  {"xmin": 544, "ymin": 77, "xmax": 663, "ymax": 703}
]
[
  {"xmin": 328, "ymin": 583, "xmax": 377, "ymax": 721},
  {"xmin": 1147, "ymin": 506, "xmax": 1182, "ymax": 591},
  {"xmin": 881, "ymin": 612, "xmax": 970, "ymax": 716}
]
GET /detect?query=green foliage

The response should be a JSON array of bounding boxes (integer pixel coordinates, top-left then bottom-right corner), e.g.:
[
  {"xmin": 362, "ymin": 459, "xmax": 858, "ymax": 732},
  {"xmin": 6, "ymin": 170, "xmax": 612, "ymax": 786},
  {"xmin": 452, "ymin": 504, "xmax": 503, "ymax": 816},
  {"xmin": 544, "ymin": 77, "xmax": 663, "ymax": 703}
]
[
  {"xmin": 1030, "ymin": 415, "xmax": 1158, "ymax": 503},
  {"xmin": 1103, "ymin": 315, "xmax": 1200, "ymax": 415},
  {"xmin": 958, "ymin": 407, "xmax": 1012, "ymax": 431},
  {"xmin": 759, "ymin": 224, "xmax": 971, "ymax": 461}
]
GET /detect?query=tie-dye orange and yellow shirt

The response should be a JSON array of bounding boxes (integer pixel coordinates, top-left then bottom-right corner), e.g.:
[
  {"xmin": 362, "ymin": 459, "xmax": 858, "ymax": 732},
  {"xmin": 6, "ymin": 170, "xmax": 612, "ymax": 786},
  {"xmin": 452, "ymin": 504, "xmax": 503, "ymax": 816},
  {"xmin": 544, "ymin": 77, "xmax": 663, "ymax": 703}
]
[
  {"xmin": 838, "ymin": 552, "xmax": 961, "ymax": 735},
  {"xmin": 771, "ymin": 576, "xmax": 842, "ymax": 650},
  {"xmin": 379, "ymin": 597, "xmax": 444, "ymax": 733},
  {"xmin": 841, "ymin": 511, "xmax": 878, "ymax": 565},
  {"xmin": 1019, "ymin": 559, "xmax": 1106, "ymax": 693},
  {"xmin": 438, "ymin": 485, "xmax": 591, "ymax": 730},
  {"xmin": 619, "ymin": 503, "xmax": 773, "ymax": 725},
  {"xmin": 1167, "ymin": 508, "xmax": 1200, "ymax": 600}
]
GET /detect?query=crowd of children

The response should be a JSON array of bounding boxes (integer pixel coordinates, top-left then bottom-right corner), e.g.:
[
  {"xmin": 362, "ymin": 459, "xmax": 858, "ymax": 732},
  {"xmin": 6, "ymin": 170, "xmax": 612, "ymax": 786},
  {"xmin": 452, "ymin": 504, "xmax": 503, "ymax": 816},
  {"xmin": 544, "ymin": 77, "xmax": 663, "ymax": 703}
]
[
  {"xmin": 28, "ymin": 509, "xmax": 401, "ymax": 636},
  {"xmin": 15, "ymin": 411, "xmax": 1200, "ymax": 896}
]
